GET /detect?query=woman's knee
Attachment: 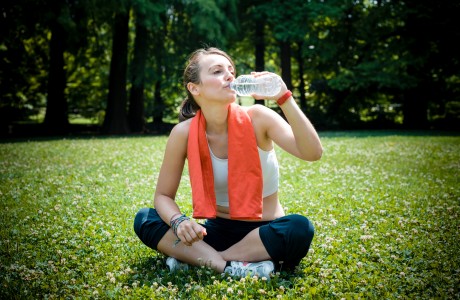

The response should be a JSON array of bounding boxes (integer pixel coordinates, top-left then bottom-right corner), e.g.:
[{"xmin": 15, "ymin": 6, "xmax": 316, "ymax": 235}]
[
  {"xmin": 286, "ymin": 214, "xmax": 314, "ymax": 244},
  {"xmin": 133, "ymin": 208, "xmax": 170, "ymax": 250},
  {"xmin": 260, "ymin": 214, "xmax": 315, "ymax": 269},
  {"xmin": 133, "ymin": 207, "xmax": 151, "ymax": 236}
]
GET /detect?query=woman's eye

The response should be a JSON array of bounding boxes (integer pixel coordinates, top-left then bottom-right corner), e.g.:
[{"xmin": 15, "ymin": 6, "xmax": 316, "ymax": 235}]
[{"xmin": 213, "ymin": 70, "xmax": 222, "ymax": 74}]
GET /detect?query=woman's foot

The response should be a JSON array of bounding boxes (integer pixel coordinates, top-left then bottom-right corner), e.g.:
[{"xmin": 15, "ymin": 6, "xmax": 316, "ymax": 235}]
[
  {"xmin": 223, "ymin": 261, "xmax": 274, "ymax": 280},
  {"xmin": 166, "ymin": 257, "xmax": 189, "ymax": 273}
]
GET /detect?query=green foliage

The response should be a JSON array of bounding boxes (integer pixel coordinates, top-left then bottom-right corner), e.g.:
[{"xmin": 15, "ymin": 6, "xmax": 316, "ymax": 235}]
[
  {"xmin": 1, "ymin": 0, "xmax": 459, "ymax": 130},
  {"xmin": 1, "ymin": 132, "xmax": 459, "ymax": 298},
  {"xmin": 0, "ymin": 2, "xmax": 50, "ymax": 123}
]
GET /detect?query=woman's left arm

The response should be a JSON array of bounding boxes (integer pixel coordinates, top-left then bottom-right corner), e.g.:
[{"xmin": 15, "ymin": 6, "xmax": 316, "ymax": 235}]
[
  {"xmin": 276, "ymin": 96, "xmax": 323, "ymax": 161},
  {"xmin": 252, "ymin": 73, "xmax": 323, "ymax": 161}
]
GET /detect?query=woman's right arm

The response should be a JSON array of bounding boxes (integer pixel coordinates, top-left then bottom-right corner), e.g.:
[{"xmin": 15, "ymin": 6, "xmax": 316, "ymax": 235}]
[
  {"xmin": 154, "ymin": 121, "xmax": 190, "ymax": 226},
  {"xmin": 154, "ymin": 120, "xmax": 207, "ymax": 246}
]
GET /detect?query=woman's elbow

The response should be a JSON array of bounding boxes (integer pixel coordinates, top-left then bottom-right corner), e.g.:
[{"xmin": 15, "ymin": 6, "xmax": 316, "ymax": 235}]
[
  {"xmin": 303, "ymin": 146, "xmax": 323, "ymax": 161},
  {"xmin": 313, "ymin": 146, "xmax": 323, "ymax": 161}
]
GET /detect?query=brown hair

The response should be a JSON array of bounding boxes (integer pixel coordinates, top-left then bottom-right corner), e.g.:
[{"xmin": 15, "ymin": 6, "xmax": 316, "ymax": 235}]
[{"xmin": 179, "ymin": 47, "xmax": 236, "ymax": 122}]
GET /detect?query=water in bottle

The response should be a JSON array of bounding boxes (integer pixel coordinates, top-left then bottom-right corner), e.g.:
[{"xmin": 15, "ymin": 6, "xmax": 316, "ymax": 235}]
[{"xmin": 230, "ymin": 74, "xmax": 282, "ymax": 97}]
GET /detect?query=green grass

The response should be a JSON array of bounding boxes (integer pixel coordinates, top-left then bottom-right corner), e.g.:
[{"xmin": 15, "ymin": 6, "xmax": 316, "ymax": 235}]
[{"xmin": 1, "ymin": 132, "xmax": 459, "ymax": 299}]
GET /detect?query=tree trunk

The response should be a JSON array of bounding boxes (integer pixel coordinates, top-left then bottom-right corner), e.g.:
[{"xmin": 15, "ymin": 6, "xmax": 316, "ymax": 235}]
[
  {"xmin": 152, "ymin": 79, "xmax": 164, "ymax": 128},
  {"xmin": 402, "ymin": 86, "xmax": 429, "ymax": 129},
  {"xmin": 152, "ymin": 14, "xmax": 166, "ymax": 130},
  {"xmin": 254, "ymin": 20, "xmax": 265, "ymax": 106},
  {"xmin": 44, "ymin": 19, "xmax": 69, "ymax": 133},
  {"xmin": 279, "ymin": 41, "xmax": 293, "ymax": 91},
  {"xmin": 128, "ymin": 13, "xmax": 148, "ymax": 133},
  {"xmin": 296, "ymin": 41, "xmax": 307, "ymax": 112},
  {"xmin": 102, "ymin": 11, "xmax": 130, "ymax": 134}
]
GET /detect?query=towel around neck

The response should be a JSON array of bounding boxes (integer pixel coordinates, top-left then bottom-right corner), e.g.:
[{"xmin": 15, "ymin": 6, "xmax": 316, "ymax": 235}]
[{"xmin": 187, "ymin": 103, "xmax": 263, "ymax": 220}]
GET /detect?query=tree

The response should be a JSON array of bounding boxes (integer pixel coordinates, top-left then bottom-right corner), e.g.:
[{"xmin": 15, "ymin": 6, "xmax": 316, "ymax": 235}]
[
  {"xmin": 43, "ymin": 5, "xmax": 69, "ymax": 132},
  {"xmin": 42, "ymin": 0, "xmax": 89, "ymax": 133},
  {"xmin": 1, "ymin": 0, "xmax": 90, "ymax": 134},
  {"xmin": 102, "ymin": 8, "xmax": 130, "ymax": 134},
  {"xmin": 263, "ymin": 0, "xmax": 316, "ymax": 110},
  {"xmin": 151, "ymin": 28, "xmax": 166, "ymax": 130},
  {"xmin": 147, "ymin": 0, "xmax": 239, "ymax": 125},
  {"xmin": 0, "ymin": 2, "xmax": 48, "ymax": 130},
  {"xmin": 306, "ymin": 0, "xmax": 408, "ymax": 127},
  {"xmin": 128, "ymin": 10, "xmax": 149, "ymax": 133},
  {"xmin": 295, "ymin": 41, "xmax": 307, "ymax": 110},
  {"xmin": 238, "ymin": 0, "xmax": 267, "ymax": 105},
  {"xmin": 2, "ymin": 0, "xmax": 458, "ymax": 135},
  {"xmin": 398, "ymin": 1, "xmax": 460, "ymax": 128}
]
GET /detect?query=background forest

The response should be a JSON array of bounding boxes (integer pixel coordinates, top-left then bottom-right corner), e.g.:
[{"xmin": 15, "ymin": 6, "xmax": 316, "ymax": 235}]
[{"xmin": 1, "ymin": 0, "xmax": 460, "ymax": 136}]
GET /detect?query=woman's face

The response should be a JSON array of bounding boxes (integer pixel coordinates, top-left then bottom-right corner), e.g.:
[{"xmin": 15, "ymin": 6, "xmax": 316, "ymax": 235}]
[{"xmin": 192, "ymin": 54, "xmax": 236, "ymax": 103}]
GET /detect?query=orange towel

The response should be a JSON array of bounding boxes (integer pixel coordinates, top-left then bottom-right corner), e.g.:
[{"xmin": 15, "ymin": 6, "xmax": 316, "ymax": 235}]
[{"xmin": 187, "ymin": 103, "xmax": 263, "ymax": 220}]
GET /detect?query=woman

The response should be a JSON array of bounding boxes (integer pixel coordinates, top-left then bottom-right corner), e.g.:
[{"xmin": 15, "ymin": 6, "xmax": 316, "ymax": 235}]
[{"xmin": 134, "ymin": 47, "xmax": 322, "ymax": 279}]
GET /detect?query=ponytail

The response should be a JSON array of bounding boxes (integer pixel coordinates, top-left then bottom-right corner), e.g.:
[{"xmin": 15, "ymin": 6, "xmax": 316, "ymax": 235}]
[{"xmin": 179, "ymin": 96, "xmax": 200, "ymax": 122}]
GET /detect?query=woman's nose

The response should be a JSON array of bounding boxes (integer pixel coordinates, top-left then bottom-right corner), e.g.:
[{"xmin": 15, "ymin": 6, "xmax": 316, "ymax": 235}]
[{"xmin": 225, "ymin": 71, "xmax": 235, "ymax": 81}]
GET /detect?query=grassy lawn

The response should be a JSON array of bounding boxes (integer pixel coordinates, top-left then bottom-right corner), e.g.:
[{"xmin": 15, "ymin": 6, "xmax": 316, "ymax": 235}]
[{"xmin": 1, "ymin": 131, "xmax": 459, "ymax": 299}]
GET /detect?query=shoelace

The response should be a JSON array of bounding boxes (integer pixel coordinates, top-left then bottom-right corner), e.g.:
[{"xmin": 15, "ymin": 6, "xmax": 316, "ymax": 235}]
[
  {"xmin": 169, "ymin": 259, "xmax": 188, "ymax": 272},
  {"xmin": 229, "ymin": 264, "xmax": 260, "ymax": 277},
  {"xmin": 229, "ymin": 265, "xmax": 246, "ymax": 277}
]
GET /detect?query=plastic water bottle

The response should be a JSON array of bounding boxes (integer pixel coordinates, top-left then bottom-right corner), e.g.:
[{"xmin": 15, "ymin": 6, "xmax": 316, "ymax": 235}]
[{"xmin": 230, "ymin": 74, "xmax": 282, "ymax": 97}]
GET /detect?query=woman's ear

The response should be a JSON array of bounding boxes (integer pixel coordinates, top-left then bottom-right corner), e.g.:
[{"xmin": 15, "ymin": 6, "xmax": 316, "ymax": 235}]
[{"xmin": 187, "ymin": 82, "xmax": 200, "ymax": 96}]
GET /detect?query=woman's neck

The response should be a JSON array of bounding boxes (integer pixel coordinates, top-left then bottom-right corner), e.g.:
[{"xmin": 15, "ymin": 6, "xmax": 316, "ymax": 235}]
[{"xmin": 201, "ymin": 105, "xmax": 229, "ymax": 135}]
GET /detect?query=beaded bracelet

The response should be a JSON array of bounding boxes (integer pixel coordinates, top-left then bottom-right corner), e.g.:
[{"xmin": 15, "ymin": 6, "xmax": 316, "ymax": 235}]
[
  {"xmin": 277, "ymin": 90, "xmax": 292, "ymax": 106},
  {"xmin": 169, "ymin": 212, "xmax": 182, "ymax": 226},
  {"xmin": 170, "ymin": 214, "xmax": 190, "ymax": 239}
]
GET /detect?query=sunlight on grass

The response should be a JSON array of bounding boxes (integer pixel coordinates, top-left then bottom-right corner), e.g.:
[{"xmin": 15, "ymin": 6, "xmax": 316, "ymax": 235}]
[{"xmin": 0, "ymin": 132, "xmax": 459, "ymax": 299}]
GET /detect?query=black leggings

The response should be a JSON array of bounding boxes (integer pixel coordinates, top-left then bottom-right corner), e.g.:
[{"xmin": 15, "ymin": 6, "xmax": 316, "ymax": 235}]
[{"xmin": 134, "ymin": 208, "xmax": 314, "ymax": 270}]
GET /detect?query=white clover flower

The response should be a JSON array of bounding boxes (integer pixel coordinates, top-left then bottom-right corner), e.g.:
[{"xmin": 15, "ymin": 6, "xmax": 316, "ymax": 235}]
[{"xmin": 360, "ymin": 235, "xmax": 373, "ymax": 241}]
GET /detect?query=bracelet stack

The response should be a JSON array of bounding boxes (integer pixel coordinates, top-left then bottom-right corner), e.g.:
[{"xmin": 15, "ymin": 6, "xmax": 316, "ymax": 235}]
[{"xmin": 170, "ymin": 214, "xmax": 190, "ymax": 238}]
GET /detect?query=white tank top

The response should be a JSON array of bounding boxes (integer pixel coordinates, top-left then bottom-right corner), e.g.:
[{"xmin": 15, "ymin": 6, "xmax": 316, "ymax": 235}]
[{"xmin": 208, "ymin": 145, "xmax": 279, "ymax": 207}]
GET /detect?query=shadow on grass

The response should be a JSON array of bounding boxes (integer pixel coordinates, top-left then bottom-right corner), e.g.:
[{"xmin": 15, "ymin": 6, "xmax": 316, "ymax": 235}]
[
  {"xmin": 2, "ymin": 128, "xmax": 459, "ymax": 144},
  {"xmin": 0, "ymin": 122, "xmax": 175, "ymax": 144},
  {"xmin": 128, "ymin": 254, "xmax": 305, "ymax": 295},
  {"xmin": 319, "ymin": 129, "xmax": 460, "ymax": 138}
]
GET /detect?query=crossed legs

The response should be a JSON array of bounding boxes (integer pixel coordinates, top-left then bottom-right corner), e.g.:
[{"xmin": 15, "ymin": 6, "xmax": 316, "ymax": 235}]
[
  {"xmin": 157, "ymin": 227, "xmax": 270, "ymax": 273},
  {"xmin": 134, "ymin": 208, "xmax": 314, "ymax": 272}
]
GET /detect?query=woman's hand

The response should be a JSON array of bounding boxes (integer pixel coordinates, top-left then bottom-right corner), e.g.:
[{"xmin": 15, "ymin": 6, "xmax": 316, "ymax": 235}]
[
  {"xmin": 250, "ymin": 71, "xmax": 288, "ymax": 101},
  {"xmin": 176, "ymin": 219, "xmax": 207, "ymax": 246},
  {"xmin": 248, "ymin": 72, "xmax": 323, "ymax": 161}
]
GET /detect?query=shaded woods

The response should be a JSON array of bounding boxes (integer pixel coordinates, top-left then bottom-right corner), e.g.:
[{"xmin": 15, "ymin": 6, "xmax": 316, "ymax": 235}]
[{"xmin": 1, "ymin": 0, "xmax": 459, "ymax": 137}]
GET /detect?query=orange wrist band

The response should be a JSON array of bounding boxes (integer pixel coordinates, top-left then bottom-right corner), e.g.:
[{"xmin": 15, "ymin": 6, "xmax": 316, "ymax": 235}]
[{"xmin": 277, "ymin": 90, "xmax": 292, "ymax": 106}]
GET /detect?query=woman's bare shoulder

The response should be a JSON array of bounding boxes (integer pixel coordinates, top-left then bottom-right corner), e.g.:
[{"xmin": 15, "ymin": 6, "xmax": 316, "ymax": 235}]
[
  {"xmin": 244, "ymin": 104, "xmax": 277, "ymax": 121},
  {"xmin": 162, "ymin": 119, "xmax": 193, "ymax": 161},
  {"xmin": 170, "ymin": 118, "xmax": 192, "ymax": 138}
]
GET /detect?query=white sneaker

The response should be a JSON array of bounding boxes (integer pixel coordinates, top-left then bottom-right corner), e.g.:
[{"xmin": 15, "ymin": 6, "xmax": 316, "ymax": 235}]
[
  {"xmin": 166, "ymin": 257, "xmax": 189, "ymax": 273},
  {"xmin": 224, "ymin": 261, "xmax": 274, "ymax": 279}
]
